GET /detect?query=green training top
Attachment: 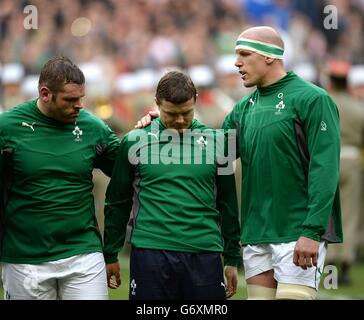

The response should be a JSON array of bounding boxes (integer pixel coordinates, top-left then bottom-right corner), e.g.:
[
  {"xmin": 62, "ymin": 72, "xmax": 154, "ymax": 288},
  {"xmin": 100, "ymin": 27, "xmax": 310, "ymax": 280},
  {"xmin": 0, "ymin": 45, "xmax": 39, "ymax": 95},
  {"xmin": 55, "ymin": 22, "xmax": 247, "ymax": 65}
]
[
  {"xmin": 103, "ymin": 118, "xmax": 241, "ymax": 266},
  {"xmin": 223, "ymin": 71, "xmax": 342, "ymax": 245},
  {"xmin": 0, "ymin": 99, "xmax": 120, "ymax": 263}
]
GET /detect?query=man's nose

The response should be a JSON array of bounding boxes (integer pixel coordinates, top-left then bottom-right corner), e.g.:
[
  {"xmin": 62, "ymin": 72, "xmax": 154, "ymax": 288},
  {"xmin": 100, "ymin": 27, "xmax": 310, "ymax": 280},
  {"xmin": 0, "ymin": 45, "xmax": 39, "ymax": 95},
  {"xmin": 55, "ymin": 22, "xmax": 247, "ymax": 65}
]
[
  {"xmin": 175, "ymin": 115, "xmax": 184, "ymax": 123},
  {"xmin": 74, "ymin": 99, "xmax": 84, "ymax": 109}
]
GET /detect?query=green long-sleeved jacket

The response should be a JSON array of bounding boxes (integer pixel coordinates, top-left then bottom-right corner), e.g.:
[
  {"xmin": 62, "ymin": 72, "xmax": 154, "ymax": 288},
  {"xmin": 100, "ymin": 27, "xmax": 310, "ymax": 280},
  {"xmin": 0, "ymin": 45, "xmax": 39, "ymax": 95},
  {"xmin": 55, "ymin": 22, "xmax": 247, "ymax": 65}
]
[
  {"xmin": 103, "ymin": 118, "xmax": 241, "ymax": 266},
  {"xmin": 223, "ymin": 71, "xmax": 342, "ymax": 245},
  {"xmin": 0, "ymin": 99, "xmax": 120, "ymax": 263}
]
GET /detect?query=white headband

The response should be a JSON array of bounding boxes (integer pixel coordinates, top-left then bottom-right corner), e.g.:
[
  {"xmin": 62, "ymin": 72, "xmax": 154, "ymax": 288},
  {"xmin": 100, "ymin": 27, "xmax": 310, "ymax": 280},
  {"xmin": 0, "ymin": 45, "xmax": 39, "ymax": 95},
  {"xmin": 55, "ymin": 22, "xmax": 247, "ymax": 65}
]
[{"xmin": 235, "ymin": 38, "xmax": 284, "ymax": 59}]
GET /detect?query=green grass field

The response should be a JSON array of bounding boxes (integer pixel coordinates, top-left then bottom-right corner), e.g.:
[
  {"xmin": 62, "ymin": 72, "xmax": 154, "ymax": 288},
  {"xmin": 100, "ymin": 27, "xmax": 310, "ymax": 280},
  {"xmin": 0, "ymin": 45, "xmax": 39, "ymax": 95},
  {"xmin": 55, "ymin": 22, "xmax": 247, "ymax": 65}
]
[{"xmin": 1, "ymin": 252, "xmax": 364, "ymax": 300}]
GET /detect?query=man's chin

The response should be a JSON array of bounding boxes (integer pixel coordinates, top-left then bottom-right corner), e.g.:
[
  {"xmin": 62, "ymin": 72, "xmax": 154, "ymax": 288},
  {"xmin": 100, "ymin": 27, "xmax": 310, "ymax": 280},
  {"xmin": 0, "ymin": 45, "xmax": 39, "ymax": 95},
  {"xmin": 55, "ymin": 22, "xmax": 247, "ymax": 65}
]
[{"xmin": 243, "ymin": 81, "xmax": 254, "ymax": 88}]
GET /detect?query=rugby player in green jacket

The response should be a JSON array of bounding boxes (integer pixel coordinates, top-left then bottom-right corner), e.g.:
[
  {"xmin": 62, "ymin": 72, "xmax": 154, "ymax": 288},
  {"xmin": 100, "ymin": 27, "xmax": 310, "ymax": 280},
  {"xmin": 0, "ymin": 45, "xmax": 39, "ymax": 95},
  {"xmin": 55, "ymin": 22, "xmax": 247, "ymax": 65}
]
[
  {"xmin": 0, "ymin": 56, "xmax": 120, "ymax": 299},
  {"xmin": 103, "ymin": 71, "xmax": 241, "ymax": 300},
  {"xmin": 222, "ymin": 26, "xmax": 342, "ymax": 300}
]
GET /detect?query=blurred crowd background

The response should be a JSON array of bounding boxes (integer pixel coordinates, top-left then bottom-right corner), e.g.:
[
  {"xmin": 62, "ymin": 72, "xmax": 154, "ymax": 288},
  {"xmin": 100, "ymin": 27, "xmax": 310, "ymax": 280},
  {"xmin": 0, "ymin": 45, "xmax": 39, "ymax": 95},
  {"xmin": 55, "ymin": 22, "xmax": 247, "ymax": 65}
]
[
  {"xmin": 1, "ymin": 0, "xmax": 364, "ymax": 130},
  {"xmin": 1, "ymin": 0, "xmax": 364, "ymax": 292}
]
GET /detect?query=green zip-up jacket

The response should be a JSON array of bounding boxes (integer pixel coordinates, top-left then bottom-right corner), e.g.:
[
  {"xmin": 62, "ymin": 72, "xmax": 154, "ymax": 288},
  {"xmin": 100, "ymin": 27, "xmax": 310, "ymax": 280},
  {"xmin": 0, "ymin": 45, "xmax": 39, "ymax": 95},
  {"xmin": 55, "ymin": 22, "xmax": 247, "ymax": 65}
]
[
  {"xmin": 103, "ymin": 118, "xmax": 241, "ymax": 266},
  {"xmin": 0, "ymin": 99, "xmax": 120, "ymax": 263},
  {"xmin": 222, "ymin": 71, "xmax": 342, "ymax": 245}
]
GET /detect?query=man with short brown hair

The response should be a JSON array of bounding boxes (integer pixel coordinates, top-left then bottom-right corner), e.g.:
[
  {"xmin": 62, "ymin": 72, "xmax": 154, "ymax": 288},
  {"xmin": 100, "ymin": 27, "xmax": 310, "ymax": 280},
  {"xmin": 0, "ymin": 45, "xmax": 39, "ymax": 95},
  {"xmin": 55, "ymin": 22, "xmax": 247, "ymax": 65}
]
[{"xmin": 0, "ymin": 56, "xmax": 120, "ymax": 299}]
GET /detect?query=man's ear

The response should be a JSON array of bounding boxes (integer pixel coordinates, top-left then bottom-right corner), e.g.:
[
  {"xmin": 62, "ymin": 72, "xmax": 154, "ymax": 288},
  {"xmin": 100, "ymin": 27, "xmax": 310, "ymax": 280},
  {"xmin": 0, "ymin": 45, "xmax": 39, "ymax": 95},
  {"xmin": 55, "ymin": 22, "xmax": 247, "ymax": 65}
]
[
  {"xmin": 39, "ymin": 86, "xmax": 52, "ymax": 103},
  {"xmin": 265, "ymin": 56, "xmax": 275, "ymax": 65}
]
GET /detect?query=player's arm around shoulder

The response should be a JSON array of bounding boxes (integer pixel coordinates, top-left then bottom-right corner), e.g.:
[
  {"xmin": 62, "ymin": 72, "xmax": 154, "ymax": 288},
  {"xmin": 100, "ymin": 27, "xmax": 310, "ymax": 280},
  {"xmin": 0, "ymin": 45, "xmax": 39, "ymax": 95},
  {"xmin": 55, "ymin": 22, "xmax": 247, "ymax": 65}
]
[{"xmin": 84, "ymin": 111, "xmax": 121, "ymax": 175}]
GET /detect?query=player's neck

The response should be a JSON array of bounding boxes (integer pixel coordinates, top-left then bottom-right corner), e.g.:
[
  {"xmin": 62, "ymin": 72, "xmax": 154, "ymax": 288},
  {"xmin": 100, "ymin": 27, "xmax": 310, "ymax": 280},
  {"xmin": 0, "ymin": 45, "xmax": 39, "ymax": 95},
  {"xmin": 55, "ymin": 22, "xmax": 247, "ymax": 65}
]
[
  {"xmin": 36, "ymin": 98, "xmax": 52, "ymax": 118},
  {"xmin": 260, "ymin": 66, "xmax": 287, "ymax": 88}
]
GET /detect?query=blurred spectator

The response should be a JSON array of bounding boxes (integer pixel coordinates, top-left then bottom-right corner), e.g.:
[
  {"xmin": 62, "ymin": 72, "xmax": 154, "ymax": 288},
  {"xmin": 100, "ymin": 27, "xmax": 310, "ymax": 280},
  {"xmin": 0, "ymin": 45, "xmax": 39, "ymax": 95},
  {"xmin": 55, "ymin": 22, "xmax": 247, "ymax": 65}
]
[
  {"xmin": 1, "ymin": 63, "xmax": 25, "ymax": 109},
  {"xmin": 325, "ymin": 59, "xmax": 364, "ymax": 285},
  {"xmin": 216, "ymin": 54, "xmax": 249, "ymax": 102},
  {"xmin": 347, "ymin": 65, "xmax": 364, "ymax": 262},
  {"xmin": 348, "ymin": 65, "xmax": 364, "ymax": 101},
  {"xmin": 292, "ymin": 62, "xmax": 319, "ymax": 84},
  {"xmin": 242, "ymin": 0, "xmax": 294, "ymax": 30},
  {"xmin": 189, "ymin": 64, "xmax": 235, "ymax": 128},
  {"xmin": 20, "ymin": 74, "xmax": 39, "ymax": 101}
]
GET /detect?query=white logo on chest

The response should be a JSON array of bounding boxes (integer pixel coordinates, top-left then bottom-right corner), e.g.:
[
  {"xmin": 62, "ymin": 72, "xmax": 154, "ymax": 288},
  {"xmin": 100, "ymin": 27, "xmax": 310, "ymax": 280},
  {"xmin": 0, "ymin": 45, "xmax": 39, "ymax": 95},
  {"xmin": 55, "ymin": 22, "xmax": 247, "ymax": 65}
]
[
  {"xmin": 196, "ymin": 136, "xmax": 207, "ymax": 149},
  {"xmin": 22, "ymin": 122, "xmax": 36, "ymax": 131},
  {"xmin": 147, "ymin": 132, "xmax": 159, "ymax": 140},
  {"xmin": 72, "ymin": 126, "xmax": 83, "ymax": 142},
  {"xmin": 275, "ymin": 92, "xmax": 285, "ymax": 115}
]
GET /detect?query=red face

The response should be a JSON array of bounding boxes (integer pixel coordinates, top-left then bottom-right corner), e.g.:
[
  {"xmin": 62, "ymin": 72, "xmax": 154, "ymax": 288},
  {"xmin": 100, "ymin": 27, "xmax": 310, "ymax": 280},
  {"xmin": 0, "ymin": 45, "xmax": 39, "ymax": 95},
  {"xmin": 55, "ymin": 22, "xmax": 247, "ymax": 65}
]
[
  {"xmin": 235, "ymin": 48, "xmax": 269, "ymax": 88},
  {"xmin": 47, "ymin": 83, "xmax": 85, "ymax": 124},
  {"xmin": 158, "ymin": 98, "xmax": 194, "ymax": 133}
]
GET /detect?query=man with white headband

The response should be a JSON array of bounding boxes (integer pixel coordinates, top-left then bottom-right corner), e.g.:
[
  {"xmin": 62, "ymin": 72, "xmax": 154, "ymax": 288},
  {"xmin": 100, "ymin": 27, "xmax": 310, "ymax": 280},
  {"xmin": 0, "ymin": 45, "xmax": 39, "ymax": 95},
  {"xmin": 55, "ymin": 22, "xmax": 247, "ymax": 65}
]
[
  {"xmin": 135, "ymin": 26, "xmax": 343, "ymax": 300},
  {"xmin": 222, "ymin": 26, "xmax": 342, "ymax": 300}
]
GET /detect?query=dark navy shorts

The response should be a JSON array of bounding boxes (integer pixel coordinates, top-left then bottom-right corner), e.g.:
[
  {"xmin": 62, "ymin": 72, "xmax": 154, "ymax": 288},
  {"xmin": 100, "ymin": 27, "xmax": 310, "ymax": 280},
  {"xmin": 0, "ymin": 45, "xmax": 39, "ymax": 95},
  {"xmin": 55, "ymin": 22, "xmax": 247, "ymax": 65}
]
[{"xmin": 129, "ymin": 247, "xmax": 226, "ymax": 300}]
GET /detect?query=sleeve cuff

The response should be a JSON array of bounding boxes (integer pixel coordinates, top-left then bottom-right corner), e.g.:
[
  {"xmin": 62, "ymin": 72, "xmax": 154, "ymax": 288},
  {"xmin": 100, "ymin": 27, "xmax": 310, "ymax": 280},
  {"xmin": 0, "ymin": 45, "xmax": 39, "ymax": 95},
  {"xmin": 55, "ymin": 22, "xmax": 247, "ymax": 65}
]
[
  {"xmin": 103, "ymin": 253, "xmax": 119, "ymax": 264},
  {"xmin": 223, "ymin": 256, "xmax": 241, "ymax": 267},
  {"xmin": 301, "ymin": 228, "xmax": 321, "ymax": 241}
]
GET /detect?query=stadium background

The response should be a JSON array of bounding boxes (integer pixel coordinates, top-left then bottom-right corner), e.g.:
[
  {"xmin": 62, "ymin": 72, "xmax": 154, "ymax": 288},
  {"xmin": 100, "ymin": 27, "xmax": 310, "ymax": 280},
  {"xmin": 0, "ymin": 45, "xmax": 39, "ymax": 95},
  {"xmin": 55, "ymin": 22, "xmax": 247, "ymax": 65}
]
[{"xmin": 1, "ymin": 0, "xmax": 364, "ymax": 299}]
